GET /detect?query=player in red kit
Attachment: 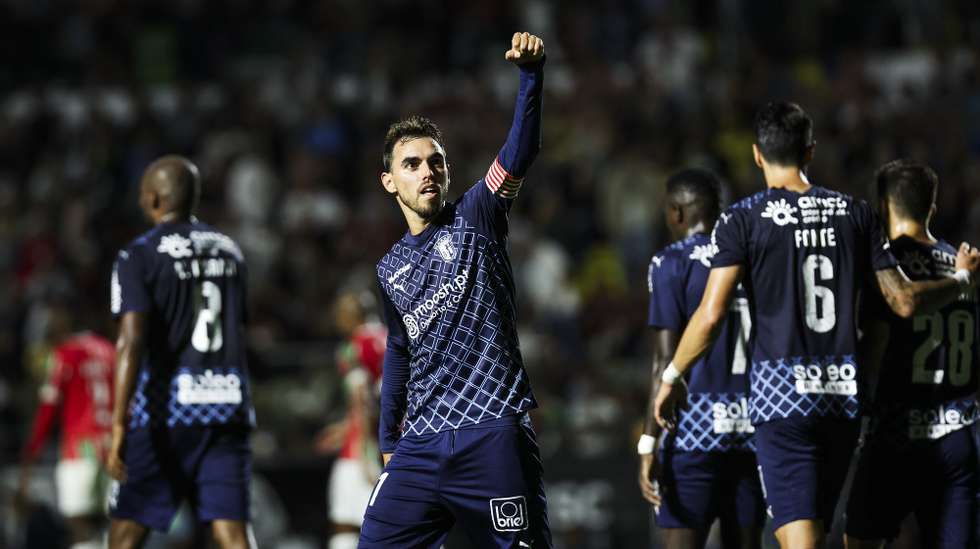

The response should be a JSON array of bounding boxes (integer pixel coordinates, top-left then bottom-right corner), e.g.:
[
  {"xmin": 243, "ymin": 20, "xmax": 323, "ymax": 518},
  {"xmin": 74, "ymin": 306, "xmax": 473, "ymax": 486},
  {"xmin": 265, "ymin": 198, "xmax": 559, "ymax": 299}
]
[{"xmin": 17, "ymin": 298, "xmax": 115, "ymax": 549}]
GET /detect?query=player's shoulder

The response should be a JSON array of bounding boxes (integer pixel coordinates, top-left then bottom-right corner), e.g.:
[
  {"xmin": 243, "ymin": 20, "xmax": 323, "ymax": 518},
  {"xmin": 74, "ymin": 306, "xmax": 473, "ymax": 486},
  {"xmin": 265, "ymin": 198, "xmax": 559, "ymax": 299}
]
[
  {"xmin": 187, "ymin": 220, "xmax": 244, "ymax": 260},
  {"xmin": 649, "ymin": 235, "xmax": 704, "ymax": 285}
]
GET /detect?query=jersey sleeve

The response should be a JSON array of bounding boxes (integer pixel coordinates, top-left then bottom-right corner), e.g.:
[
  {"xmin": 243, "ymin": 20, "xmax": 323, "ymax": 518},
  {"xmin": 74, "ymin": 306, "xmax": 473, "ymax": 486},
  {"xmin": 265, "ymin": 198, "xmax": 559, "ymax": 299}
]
[
  {"xmin": 22, "ymin": 352, "xmax": 68, "ymax": 461},
  {"xmin": 647, "ymin": 253, "xmax": 686, "ymax": 331},
  {"xmin": 860, "ymin": 201, "xmax": 898, "ymax": 271},
  {"xmin": 458, "ymin": 60, "xmax": 545, "ymax": 240},
  {"xmin": 710, "ymin": 208, "xmax": 749, "ymax": 268},
  {"xmin": 111, "ymin": 247, "xmax": 150, "ymax": 317},
  {"xmin": 377, "ymin": 283, "xmax": 410, "ymax": 454}
]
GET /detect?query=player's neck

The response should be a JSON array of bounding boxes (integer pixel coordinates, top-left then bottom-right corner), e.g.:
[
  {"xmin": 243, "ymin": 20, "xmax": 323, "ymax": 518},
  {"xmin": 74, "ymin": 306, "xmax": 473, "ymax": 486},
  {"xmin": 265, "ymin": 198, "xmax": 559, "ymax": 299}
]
[
  {"xmin": 763, "ymin": 165, "xmax": 811, "ymax": 193},
  {"xmin": 889, "ymin": 218, "xmax": 936, "ymax": 245}
]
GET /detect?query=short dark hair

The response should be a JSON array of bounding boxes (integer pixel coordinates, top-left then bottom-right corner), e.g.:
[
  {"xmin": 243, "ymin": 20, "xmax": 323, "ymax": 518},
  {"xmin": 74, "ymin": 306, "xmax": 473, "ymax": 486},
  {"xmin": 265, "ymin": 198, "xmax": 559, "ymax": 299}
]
[
  {"xmin": 754, "ymin": 101, "xmax": 814, "ymax": 167},
  {"xmin": 382, "ymin": 115, "xmax": 445, "ymax": 171},
  {"xmin": 666, "ymin": 168, "xmax": 722, "ymax": 219},
  {"xmin": 875, "ymin": 159, "xmax": 938, "ymax": 222}
]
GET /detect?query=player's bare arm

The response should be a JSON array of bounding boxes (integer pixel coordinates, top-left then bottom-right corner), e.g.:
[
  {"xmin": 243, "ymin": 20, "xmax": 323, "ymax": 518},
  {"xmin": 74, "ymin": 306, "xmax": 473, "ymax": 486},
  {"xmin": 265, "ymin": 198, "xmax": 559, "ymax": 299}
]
[
  {"xmin": 639, "ymin": 329, "xmax": 678, "ymax": 506},
  {"xmin": 654, "ymin": 265, "xmax": 743, "ymax": 431},
  {"xmin": 875, "ymin": 242, "xmax": 980, "ymax": 318},
  {"xmin": 107, "ymin": 311, "xmax": 146, "ymax": 482}
]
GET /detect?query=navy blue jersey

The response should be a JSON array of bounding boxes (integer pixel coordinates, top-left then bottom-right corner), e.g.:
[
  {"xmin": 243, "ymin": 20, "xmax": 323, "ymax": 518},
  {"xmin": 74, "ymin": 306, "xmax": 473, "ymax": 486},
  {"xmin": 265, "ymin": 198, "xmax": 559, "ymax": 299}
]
[
  {"xmin": 711, "ymin": 186, "xmax": 896, "ymax": 424},
  {"xmin": 111, "ymin": 220, "xmax": 254, "ymax": 429},
  {"xmin": 648, "ymin": 233, "xmax": 754, "ymax": 451},
  {"xmin": 871, "ymin": 237, "xmax": 979, "ymax": 444},
  {"xmin": 376, "ymin": 62, "xmax": 543, "ymax": 453}
]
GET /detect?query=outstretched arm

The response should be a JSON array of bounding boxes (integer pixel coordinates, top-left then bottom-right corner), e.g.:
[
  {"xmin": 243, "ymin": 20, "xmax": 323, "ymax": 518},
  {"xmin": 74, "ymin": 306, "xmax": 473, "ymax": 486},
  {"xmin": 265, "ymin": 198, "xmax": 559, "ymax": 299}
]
[
  {"xmin": 485, "ymin": 32, "xmax": 545, "ymax": 197},
  {"xmin": 654, "ymin": 265, "xmax": 743, "ymax": 430},
  {"xmin": 875, "ymin": 242, "xmax": 980, "ymax": 318}
]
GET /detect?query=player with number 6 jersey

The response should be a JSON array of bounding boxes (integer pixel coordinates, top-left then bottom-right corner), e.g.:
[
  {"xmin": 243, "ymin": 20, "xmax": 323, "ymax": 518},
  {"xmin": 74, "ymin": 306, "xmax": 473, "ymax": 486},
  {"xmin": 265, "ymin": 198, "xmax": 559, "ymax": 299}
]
[
  {"xmin": 106, "ymin": 156, "xmax": 255, "ymax": 549},
  {"xmin": 846, "ymin": 160, "xmax": 980, "ymax": 549},
  {"xmin": 653, "ymin": 102, "xmax": 980, "ymax": 549}
]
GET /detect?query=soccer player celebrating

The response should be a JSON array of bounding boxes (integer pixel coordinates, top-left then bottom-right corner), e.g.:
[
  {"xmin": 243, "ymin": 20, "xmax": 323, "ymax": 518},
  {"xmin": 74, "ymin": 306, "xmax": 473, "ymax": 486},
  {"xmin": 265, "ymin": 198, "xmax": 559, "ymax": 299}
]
[
  {"xmin": 17, "ymin": 296, "xmax": 115, "ymax": 549},
  {"xmin": 845, "ymin": 160, "xmax": 979, "ymax": 548},
  {"xmin": 653, "ymin": 102, "xmax": 980, "ymax": 549},
  {"xmin": 362, "ymin": 32, "xmax": 551, "ymax": 548},
  {"xmin": 106, "ymin": 156, "xmax": 256, "ymax": 549},
  {"xmin": 639, "ymin": 169, "xmax": 764, "ymax": 549}
]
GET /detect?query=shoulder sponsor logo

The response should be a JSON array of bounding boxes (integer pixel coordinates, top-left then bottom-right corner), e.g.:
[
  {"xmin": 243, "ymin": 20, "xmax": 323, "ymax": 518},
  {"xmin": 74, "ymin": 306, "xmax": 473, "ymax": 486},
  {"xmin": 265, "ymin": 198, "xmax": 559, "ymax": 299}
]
[
  {"xmin": 435, "ymin": 233, "xmax": 457, "ymax": 261},
  {"xmin": 157, "ymin": 234, "xmax": 194, "ymax": 258},
  {"xmin": 176, "ymin": 370, "xmax": 243, "ymax": 405},
  {"xmin": 387, "ymin": 262, "xmax": 412, "ymax": 292},
  {"xmin": 761, "ymin": 199, "xmax": 799, "ymax": 226},
  {"xmin": 402, "ymin": 270, "xmax": 468, "ymax": 340},
  {"xmin": 689, "ymin": 244, "xmax": 716, "ymax": 268},
  {"xmin": 190, "ymin": 231, "xmax": 244, "ymax": 261},
  {"xmin": 797, "ymin": 196, "xmax": 849, "ymax": 224},
  {"xmin": 490, "ymin": 496, "xmax": 528, "ymax": 532}
]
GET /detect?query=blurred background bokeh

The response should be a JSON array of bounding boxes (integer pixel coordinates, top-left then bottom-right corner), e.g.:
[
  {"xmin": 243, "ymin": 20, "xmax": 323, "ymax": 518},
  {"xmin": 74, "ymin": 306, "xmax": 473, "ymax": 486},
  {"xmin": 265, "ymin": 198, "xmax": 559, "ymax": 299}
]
[{"xmin": 2, "ymin": 0, "xmax": 980, "ymax": 547}]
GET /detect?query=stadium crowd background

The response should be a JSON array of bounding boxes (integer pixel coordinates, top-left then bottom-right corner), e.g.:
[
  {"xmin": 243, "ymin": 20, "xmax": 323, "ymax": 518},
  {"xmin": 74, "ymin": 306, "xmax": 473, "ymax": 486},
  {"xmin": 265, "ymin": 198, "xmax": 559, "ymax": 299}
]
[{"xmin": 2, "ymin": 1, "xmax": 980, "ymax": 547}]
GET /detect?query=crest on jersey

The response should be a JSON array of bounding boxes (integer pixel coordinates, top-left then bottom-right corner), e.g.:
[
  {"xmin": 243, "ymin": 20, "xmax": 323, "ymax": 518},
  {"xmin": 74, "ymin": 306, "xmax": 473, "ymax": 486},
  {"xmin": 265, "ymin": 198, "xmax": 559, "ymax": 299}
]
[
  {"xmin": 761, "ymin": 199, "xmax": 799, "ymax": 226},
  {"xmin": 900, "ymin": 250, "xmax": 931, "ymax": 277},
  {"xmin": 435, "ymin": 233, "xmax": 457, "ymax": 261},
  {"xmin": 157, "ymin": 234, "xmax": 194, "ymax": 258}
]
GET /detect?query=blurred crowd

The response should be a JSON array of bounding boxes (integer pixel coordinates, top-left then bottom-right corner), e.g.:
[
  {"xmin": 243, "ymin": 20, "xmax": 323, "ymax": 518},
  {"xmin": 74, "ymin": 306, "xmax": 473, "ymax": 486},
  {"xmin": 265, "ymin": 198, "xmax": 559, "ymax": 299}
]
[{"xmin": 3, "ymin": 0, "xmax": 980, "ymax": 527}]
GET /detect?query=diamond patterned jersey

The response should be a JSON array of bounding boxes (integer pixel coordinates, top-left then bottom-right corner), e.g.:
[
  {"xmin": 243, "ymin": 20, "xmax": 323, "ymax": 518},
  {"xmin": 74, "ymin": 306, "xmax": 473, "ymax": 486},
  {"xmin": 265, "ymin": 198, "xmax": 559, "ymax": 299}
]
[
  {"xmin": 377, "ymin": 178, "xmax": 536, "ymax": 439},
  {"xmin": 867, "ymin": 237, "xmax": 980, "ymax": 447},
  {"xmin": 111, "ymin": 220, "xmax": 254, "ymax": 429},
  {"xmin": 648, "ymin": 234, "xmax": 754, "ymax": 452},
  {"xmin": 711, "ymin": 186, "xmax": 897, "ymax": 424}
]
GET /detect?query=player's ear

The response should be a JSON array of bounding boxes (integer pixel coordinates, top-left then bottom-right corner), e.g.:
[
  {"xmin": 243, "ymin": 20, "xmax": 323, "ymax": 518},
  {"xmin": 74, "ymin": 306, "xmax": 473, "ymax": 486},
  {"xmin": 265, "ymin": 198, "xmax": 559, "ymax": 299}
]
[
  {"xmin": 380, "ymin": 171, "xmax": 397, "ymax": 194},
  {"xmin": 752, "ymin": 144, "xmax": 764, "ymax": 169}
]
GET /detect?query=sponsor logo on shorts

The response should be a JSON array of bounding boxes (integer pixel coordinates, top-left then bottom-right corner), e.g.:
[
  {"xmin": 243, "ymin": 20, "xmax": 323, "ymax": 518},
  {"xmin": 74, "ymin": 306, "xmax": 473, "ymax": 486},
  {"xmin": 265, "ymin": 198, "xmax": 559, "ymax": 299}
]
[
  {"xmin": 711, "ymin": 398, "xmax": 755, "ymax": 434},
  {"xmin": 908, "ymin": 404, "xmax": 976, "ymax": 440},
  {"xmin": 176, "ymin": 370, "xmax": 243, "ymax": 405},
  {"xmin": 792, "ymin": 362, "xmax": 857, "ymax": 395},
  {"xmin": 490, "ymin": 495, "xmax": 529, "ymax": 532}
]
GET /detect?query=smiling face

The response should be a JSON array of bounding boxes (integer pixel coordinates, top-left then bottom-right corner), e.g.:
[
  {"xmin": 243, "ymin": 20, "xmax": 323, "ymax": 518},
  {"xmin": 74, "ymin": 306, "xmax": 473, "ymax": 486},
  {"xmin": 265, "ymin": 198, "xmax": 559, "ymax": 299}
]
[{"xmin": 381, "ymin": 136, "xmax": 450, "ymax": 231}]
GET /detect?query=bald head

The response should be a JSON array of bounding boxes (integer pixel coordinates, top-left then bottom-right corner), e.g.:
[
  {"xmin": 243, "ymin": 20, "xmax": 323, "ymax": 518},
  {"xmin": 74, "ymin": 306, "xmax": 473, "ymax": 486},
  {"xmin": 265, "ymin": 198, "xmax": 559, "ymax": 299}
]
[{"xmin": 139, "ymin": 155, "xmax": 201, "ymax": 223}]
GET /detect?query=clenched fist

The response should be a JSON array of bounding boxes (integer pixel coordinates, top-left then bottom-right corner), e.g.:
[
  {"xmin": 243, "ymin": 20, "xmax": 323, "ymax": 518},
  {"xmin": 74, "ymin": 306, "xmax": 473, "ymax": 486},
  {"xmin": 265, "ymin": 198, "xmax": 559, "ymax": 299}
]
[{"xmin": 505, "ymin": 32, "xmax": 544, "ymax": 64}]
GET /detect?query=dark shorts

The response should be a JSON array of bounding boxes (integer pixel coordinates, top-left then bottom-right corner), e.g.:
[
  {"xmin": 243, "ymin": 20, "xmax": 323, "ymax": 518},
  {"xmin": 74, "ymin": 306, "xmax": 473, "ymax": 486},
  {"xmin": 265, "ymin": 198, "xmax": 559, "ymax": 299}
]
[
  {"xmin": 654, "ymin": 449, "xmax": 766, "ymax": 531},
  {"xmin": 108, "ymin": 426, "xmax": 251, "ymax": 531},
  {"xmin": 754, "ymin": 415, "xmax": 860, "ymax": 532},
  {"xmin": 359, "ymin": 415, "xmax": 552, "ymax": 549},
  {"xmin": 845, "ymin": 426, "xmax": 978, "ymax": 548}
]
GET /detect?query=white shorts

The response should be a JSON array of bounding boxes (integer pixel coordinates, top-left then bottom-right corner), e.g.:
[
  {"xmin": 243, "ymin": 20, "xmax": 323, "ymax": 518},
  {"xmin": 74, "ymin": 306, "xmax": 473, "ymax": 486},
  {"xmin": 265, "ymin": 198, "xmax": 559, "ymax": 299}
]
[
  {"xmin": 55, "ymin": 458, "xmax": 107, "ymax": 517},
  {"xmin": 328, "ymin": 457, "xmax": 376, "ymax": 526}
]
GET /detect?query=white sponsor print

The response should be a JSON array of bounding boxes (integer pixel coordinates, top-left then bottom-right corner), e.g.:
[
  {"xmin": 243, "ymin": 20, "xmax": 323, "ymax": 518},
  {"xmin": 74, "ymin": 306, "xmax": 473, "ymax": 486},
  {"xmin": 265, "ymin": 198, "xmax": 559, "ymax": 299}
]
[
  {"xmin": 711, "ymin": 398, "xmax": 755, "ymax": 434},
  {"xmin": 157, "ymin": 234, "xmax": 194, "ymax": 258},
  {"xmin": 435, "ymin": 233, "xmax": 457, "ymax": 261},
  {"xmin": 689, "ymin": 244, "xmax": 716, "ymax": 268},
  {"xmin": 792, "ymin": 362, "xmax": 857, "ymax": 395},
  {"xmin": 387, "ymin": 262, "xmax": 412, "ymax": 292},
  {"xmin": 908, "ymin": 404, "xmax": 976, "ymax": 440},
  {"xmin": 176, "ymin": 369, "xmax": 242, "ymax": 405},
  {"xmin": 796, "ymin": 196, "xmax": 849, "ymax": 224},
  {"xmin": 761, "ymin": 199, "xmax": 799, "ymax": 226},
  {"xmin": 189, "ymin": 231, "xmax": 244, "ymax": 260},
  {"xmin": 402, "ymin": 270, "xmax": 468, "ymax": 341},
  {"xmin": 490, "ymin": 496, "xmax": 529, "ymax": 532}
]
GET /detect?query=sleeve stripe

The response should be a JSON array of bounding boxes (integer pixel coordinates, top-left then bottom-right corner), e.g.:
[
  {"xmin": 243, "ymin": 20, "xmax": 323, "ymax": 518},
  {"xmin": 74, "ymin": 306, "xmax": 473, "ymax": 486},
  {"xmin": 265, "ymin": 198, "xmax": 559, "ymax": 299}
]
[{"xmin": 485, "ymin": 157, "xmax": 524, "ymax": 197}]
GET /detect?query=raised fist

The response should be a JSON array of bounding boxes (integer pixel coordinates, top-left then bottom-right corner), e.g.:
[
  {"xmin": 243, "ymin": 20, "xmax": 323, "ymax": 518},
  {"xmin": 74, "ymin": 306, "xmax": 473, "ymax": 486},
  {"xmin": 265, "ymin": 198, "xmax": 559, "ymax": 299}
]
[{"xmin": 505, "ymin": 32, "xmax": 544, "ymax": 64}]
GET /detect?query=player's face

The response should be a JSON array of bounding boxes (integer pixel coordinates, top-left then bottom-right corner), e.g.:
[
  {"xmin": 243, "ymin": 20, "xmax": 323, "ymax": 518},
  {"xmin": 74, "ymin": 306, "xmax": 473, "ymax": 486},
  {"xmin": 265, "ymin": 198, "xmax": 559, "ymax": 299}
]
[{"xmin": 383, "ymin": 137, "xmax": 450, "ymax": 220}]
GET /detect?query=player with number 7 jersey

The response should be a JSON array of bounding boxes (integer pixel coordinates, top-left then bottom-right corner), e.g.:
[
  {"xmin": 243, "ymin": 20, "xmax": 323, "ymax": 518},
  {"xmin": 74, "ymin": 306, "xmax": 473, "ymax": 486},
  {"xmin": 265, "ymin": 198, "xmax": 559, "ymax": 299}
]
[
  {"xmin": 653, "ymin": 102, "xmax": 980, "ymax": 548},
  {"xmin": 106, "ymin": 156, "xmax": 255, "ymax": 548}
]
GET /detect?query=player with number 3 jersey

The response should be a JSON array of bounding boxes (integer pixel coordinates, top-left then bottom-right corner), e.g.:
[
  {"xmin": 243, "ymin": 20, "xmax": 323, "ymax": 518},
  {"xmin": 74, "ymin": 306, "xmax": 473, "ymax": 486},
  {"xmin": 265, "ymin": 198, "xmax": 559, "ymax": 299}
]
[
  {"xmin": 653, "ymin": 102, "xmax": 980, "ymax": 549},
  {"xmin": 106, "ymin": 156, "xmax": 256, "ymax": 549}
]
